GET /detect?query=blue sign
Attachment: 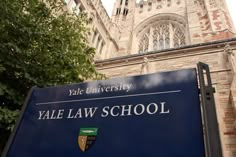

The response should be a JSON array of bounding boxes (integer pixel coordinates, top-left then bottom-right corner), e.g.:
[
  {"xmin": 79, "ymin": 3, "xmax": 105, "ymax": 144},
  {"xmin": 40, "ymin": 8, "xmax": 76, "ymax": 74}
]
[{"xmin": 4, "ymin": 68, "xmax": 205, "ymax": 157}]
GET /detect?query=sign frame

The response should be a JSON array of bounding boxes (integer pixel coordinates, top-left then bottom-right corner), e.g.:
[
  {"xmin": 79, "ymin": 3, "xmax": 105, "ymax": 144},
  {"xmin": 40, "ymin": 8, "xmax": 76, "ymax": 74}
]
[{"xmin": 197, "ymin": 62, "xmax": 222, "ymax": 157}]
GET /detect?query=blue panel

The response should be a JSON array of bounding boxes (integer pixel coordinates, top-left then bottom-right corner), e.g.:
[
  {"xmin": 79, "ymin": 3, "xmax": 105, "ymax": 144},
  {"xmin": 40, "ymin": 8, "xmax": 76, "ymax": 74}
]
[{"xmin": 6, "ymin": 68, "xmax": 205, "ymax": 157}]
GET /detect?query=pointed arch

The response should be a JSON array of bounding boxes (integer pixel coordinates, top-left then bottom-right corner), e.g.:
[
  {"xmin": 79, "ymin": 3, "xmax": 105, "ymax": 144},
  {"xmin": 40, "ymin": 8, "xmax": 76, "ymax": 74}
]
[{"xmin": 134, "ymin": 13, "xmax": 189, "ymax": 53}]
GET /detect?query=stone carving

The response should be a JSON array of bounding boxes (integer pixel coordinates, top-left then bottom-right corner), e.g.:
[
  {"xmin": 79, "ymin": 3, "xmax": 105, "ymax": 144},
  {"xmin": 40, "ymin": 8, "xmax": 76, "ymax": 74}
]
[
  {"xmin": 225, "ymin": 43, "xmax": 236, "ymax": 74},
  {"xmin": 225, "ymin": 43, "xmax": 233, "ymax": 56},
  {"xmin": 209, "ymin": 0, "xmax": 216, "ymax": 8},
  {"xmin": 141, "ymin": 56, "xmax": 149, "ymax": 74}
]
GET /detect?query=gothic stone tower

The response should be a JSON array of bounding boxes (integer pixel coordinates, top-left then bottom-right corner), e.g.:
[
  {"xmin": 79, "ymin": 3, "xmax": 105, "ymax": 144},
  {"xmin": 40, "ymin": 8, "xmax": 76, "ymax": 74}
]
[
  {"xmin": 111, "ymin": 0, "xmax": 136, "ymax": 56},
  {"xmin": 111, "ymin": 0, "xmax": 235, "ymax": 56}
]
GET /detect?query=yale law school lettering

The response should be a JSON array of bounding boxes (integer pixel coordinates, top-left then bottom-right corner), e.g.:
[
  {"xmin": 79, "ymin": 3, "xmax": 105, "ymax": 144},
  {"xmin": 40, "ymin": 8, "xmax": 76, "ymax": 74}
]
[{"xmin": 37, "ymin": 102, "xmax": 170, "ymax": 120}]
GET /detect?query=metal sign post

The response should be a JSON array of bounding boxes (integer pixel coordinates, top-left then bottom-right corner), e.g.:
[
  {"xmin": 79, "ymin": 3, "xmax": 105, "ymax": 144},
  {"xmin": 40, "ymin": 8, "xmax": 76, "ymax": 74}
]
[{"xmin": 197, "ymin": 62, "xmax": 223, "ymax": 157}]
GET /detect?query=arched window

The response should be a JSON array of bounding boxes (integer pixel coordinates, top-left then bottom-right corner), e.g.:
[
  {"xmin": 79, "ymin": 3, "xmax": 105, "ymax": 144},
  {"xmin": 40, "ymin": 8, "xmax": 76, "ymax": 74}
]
[{"xmin": 138, "ymin": 21, "xmax": 186, "ymax": 52}]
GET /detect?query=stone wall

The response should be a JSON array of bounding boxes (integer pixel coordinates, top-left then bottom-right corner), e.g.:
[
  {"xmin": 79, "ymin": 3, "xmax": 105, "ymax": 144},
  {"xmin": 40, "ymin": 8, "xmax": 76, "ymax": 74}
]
[{"xmin": 65, "ymin": 0, "xmax": 235, "ymax": 59}]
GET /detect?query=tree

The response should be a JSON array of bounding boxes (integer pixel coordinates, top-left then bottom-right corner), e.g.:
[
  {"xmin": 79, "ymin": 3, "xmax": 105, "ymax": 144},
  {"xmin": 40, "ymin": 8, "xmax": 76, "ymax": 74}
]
[{"xmin": 0, "ymin": 0, "xmax": 103, "ymax": 153}]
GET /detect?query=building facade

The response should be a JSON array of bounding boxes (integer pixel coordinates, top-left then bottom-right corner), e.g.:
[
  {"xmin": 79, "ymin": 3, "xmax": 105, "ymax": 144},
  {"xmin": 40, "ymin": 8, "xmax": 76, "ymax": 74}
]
[
  {"xmin": 66, "ymin": 0, "xmax": 235, "ymax": 59},
  {"xmin": 65, "ymin": 0, "xmax": 236, "ymax": 156}
]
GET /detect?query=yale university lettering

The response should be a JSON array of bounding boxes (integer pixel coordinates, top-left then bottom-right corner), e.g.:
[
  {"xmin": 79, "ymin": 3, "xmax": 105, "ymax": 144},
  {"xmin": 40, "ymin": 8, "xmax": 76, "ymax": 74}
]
[{"xmin": 69, "ymin": 83, "xmax": 132, "ymax": 96}]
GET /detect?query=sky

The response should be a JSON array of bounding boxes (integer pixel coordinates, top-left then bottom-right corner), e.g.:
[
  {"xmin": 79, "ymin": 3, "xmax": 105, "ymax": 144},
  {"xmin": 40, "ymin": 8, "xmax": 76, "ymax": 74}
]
[{"xmin": 101, "ymin": 0, "xmax": 236, "ymax": 28}]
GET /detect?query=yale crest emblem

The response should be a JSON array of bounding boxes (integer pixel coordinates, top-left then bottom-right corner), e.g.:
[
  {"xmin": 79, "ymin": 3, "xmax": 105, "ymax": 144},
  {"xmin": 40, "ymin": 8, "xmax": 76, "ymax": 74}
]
[{"xmin": 78, "ymin": 128, "xmax": 98, "ymax": 152}]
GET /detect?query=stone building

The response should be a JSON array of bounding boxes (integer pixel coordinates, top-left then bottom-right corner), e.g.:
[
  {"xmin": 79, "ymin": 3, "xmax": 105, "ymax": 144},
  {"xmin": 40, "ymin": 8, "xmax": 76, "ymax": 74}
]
[{"xmin": 65, "ymin": 0, "xmax": 236, "ymax": 156}]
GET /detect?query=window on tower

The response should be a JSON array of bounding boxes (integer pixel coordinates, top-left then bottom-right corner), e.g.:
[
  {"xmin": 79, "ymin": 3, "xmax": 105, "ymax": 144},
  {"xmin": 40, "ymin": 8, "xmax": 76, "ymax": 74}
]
[
  {"xmin": 123, "ymin": 8, "xmax": 128, "ymax": 16},
  {"xmin": 96, "ymin": 37, "xmax": 101, "ymax": 49},
  {"xmin": 125, "ymin": 0, "xmax": 128, "ymax": 6},
  {"xmin": 138, "ymin": 21, "xmax": 186, "ymax": 53},
  {"xmin": 116, "ymin": 8, "xmax": 121, "ymax": 15},
  {"xmin": 99, "ymin": 42, "xmax": 104, "ymax": 54},
  {"xmin": 74, "ymin": 0, "xmax": 78, "ymax": 4},
  {"xmin": 92, "ymin": 31, "xmax": 97, "ymax": 43}
]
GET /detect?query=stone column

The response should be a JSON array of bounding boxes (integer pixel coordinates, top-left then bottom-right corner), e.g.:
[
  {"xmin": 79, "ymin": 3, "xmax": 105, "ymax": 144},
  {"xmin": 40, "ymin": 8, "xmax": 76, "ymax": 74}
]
[{"xmin": 141, "ymin": 57, "xmax": 150, "ymax": 74}]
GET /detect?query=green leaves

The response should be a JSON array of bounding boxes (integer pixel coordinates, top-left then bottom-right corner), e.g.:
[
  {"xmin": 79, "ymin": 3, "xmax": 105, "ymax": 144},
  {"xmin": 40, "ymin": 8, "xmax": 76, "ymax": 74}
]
[
  {"xmin": 0, "ymin": 0, "xmax": 104, "ymax": 149},
  {"xmin": 0, "ymin": 107, "xmax": 19, "ymax": 131},
  {"xmin": 0, "ymin": 64, "xmax": 5, "ymax": 73}
]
